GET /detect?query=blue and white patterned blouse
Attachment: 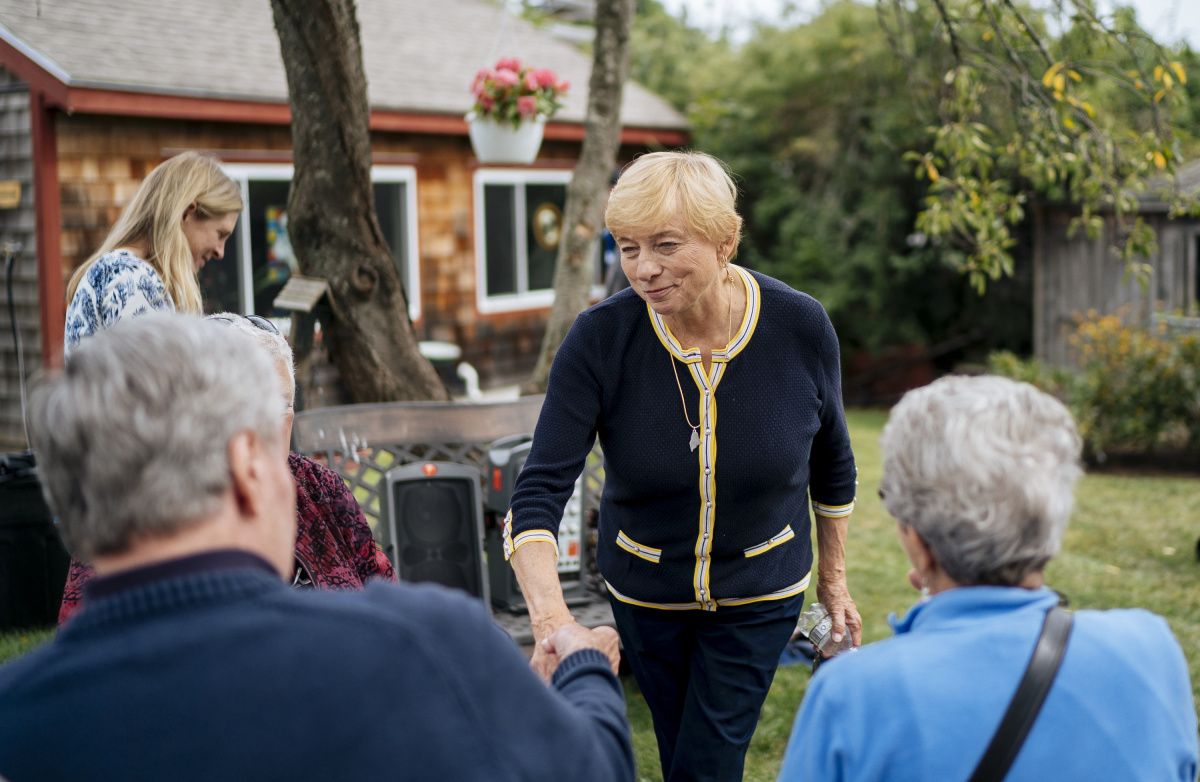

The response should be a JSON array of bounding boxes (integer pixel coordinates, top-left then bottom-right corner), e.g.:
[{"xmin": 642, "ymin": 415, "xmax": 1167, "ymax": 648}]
[{"xmin": 64, "ymin": 250, "xmax": 174, "ymax": 361}]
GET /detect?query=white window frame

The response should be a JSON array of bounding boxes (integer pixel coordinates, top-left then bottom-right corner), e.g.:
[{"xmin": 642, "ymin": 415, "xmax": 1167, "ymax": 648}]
[
  {"xmin": 1189, "ymin": 227, "xmax": 1200, "ymax": 313},
  {"xmin": 473, "ymin": 168, "xmax": 605, "ymax": 314},
  {"xmin": 220, "ymin": 163, "xmax": 421, "ymax": 321}
]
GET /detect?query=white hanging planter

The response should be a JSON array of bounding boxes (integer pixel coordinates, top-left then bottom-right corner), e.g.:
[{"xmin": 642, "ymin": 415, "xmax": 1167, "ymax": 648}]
[{"xmin": 466, "ymin": 112, "xmax": 546, "ymax": 165}]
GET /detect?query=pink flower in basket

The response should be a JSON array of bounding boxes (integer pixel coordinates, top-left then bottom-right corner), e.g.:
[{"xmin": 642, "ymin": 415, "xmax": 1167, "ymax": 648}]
[
  {"xmin": 469, "ymin": 57, "xmax": 569, "ymax": 129},
  {"xmin": 492, "ymin": 68, "xmax": 520, "ymax": 88}
]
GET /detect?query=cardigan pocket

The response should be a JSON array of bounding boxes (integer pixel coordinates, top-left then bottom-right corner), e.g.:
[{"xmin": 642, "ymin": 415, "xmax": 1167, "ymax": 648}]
[
  {"xmin": 616, "ymin": 530, "xmax": 662, "ymax": 564},
  {"xmin": 743, "ymin": 524, "xmax": 795, "ymax": 558}
]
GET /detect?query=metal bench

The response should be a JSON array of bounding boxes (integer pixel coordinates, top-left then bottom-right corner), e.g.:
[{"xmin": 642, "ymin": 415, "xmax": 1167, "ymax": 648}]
[{"xmin": 291, "ymin": 396, "xmax": 611, "ymax": 644}]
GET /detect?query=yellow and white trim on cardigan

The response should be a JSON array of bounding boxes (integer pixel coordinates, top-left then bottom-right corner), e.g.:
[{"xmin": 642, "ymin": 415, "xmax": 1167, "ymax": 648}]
[
  {"xmin": 647, "ymin": 265, "xmax": 761, "ymax": 612},
  {"xmin": 616, "ymin": 531, "xmax": 662, "ymax": 563},
  {"xmin": 812, "ymin": 500, "xmax": 855, "ymax": 519},
  {"xmin": 743, "ymin": 525, "xmax": 796, "ymax": 558},
  {"xmin": 605, "ymin": 571, "xmax": 811, "ymax": 611},
  {"xmin": 501, "ymin": 509, "xmax": 559, "ymax": 560}
]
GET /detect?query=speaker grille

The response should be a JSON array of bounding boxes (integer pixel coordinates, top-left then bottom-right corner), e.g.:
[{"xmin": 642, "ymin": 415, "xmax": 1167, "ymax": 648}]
[
  {"xmin": 388, "ymin": 469, "xmax": 485, "ymax": 600},
  {"xmin": 402, "ymin": 482, "xmax": 465, "ymax": 546}
]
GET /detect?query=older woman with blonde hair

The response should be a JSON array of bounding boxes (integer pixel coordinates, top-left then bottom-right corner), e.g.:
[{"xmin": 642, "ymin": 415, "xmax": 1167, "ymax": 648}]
[
  {"xmin": 504, "ymin": 151, "xmax": 860, "ymax": 781},
  {"xmin": 63, "ymin": 151, "xmax": 242, "ymax": 359},
  {"xmin": 780, "ymin": 375, "xmax": 1198, "ymax": 781}
]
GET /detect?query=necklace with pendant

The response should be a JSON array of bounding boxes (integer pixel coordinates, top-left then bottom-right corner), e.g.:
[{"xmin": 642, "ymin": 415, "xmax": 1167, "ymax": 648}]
[{"xmin": 670, "ymin": 265, "xmax": 735, "ymax": 452}]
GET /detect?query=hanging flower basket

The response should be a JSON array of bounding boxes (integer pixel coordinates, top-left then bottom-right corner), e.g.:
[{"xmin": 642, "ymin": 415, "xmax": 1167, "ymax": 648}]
[
  {"xmin": 468, "ymin": 58, "xmax": 568, "ymax": 165},
  {"xmin": 466, "ymin": 112, "xmax": 547, "ymax": 164}
]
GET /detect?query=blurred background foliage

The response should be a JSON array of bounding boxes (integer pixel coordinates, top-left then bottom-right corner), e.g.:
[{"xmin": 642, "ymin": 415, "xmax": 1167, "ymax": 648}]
[
  {"xmin": 620, "ymin": 0, "xmax": 1200, "ymax": 371},
  {"xmin": 991, "ymin": 311, "xmax": 1200, "ymax": 455},
  {"xmin": 887, "ymin": 0, "xmax": 1200, "ymax": 288}
]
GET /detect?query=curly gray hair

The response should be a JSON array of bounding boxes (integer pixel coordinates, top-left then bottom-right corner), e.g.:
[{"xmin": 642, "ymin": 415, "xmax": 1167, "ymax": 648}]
[
  {"xmin": 31, "ymin": 313, "xmax": 283, "ymax": 560},
  {"xmin": 206, "ymin": 312, "xmax": 294, "ymax": 404},
  {"xmin": 878, "ymin": 375, "xmax": 1082, "ymax": 586}
]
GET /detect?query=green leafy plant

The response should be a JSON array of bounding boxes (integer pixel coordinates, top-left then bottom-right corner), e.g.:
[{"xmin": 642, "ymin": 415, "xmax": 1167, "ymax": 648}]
[
  {"xmin": 987, "ymin": 348, "xmax": 1079, "ymax": 401},
  {"xmin": 990, "ymin": 310, "xmax": 1200, "ymax": 455}
]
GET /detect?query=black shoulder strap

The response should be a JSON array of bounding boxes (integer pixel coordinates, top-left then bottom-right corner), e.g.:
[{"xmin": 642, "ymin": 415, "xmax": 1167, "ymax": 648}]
[{"xmin": 968, "ymin": 606, "xmax": 1074, "ymax": 782}]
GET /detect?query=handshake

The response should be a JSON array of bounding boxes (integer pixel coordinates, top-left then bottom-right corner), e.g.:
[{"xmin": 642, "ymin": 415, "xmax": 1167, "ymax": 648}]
[{"xmin": 533, "ymin": 623, "xmax": 622, "ymax": 683}]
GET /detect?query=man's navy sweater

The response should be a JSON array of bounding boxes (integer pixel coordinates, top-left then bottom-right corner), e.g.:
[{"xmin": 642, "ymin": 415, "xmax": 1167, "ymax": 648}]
[
  {"xmin": 506, "ymin": 267, "xmax": 857, "ymax": 611},
  {"xmin": 0, "ymin": 554, "xmax": 633, "ymax": 782}
]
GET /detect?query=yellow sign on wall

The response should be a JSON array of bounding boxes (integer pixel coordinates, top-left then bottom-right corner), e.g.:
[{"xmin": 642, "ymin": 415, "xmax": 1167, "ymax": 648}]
[{"xmin": 0, "ymin": 180, "xmax": 21, "ymax": 209}]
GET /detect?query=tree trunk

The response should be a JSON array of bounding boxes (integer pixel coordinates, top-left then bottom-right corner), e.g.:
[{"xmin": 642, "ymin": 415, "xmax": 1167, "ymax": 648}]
[
  {"xmin": 270, "ymin": 0, "xmax": 448, "ymax": 403},
  {"xmin": 523, "ymin": 0, "xmax": 637, "ymax": 395}
]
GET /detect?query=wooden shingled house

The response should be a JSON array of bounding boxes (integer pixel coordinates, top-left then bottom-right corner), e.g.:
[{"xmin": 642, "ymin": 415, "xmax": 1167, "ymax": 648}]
[
  {"xmin": 0, "ymin": 0, "xmax": 687, "ymax": 445},
  {"xmin": 1032, "ymin": 160, "xmax": 1200, "ymax": 367}
]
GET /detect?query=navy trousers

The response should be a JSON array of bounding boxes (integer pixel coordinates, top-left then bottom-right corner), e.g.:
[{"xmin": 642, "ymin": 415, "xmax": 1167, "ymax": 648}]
[{"xmin": 609, "ymin": 592, "xmax": 803, "ymax": 782}]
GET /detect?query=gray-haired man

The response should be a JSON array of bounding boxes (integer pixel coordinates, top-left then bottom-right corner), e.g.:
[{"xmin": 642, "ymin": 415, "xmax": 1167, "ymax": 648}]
[{"xmin": 0, "ymin": 313, "xmax": 631, "ymax": 782}]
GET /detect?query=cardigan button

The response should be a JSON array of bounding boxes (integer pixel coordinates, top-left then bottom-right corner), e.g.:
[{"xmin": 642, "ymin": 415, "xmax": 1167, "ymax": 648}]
[{"xmin": 704, "ymin": 468, "xmax": 711, "ymax": 475}]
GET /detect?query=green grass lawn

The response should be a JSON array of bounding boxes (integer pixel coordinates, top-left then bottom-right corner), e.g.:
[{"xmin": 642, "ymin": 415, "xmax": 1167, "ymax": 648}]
[
  {"xmin": 3, "ymin": 407, "xmax": 1198, "ymax": 782},
  {"xmin": 0, "ymin": 626, "xmax": 55, "ymax": 665}
]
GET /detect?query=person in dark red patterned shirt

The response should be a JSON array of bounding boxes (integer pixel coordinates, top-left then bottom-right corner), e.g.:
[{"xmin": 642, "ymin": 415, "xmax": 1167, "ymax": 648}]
[{"xmin": 58, "ymin": 313, "xmax": 394, "ymax": 624}]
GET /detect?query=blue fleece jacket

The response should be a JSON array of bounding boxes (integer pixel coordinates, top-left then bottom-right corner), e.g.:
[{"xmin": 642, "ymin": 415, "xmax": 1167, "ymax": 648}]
[{"xmin": 780, "ymin": 587, "xmax": 1199, "ymax": 781}]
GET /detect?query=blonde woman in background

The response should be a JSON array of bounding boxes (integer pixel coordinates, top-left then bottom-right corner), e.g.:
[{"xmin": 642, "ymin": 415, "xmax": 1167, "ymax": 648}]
[{"xmin": 63, "ymin": 151, "xmax": 242, "ymax": 360}]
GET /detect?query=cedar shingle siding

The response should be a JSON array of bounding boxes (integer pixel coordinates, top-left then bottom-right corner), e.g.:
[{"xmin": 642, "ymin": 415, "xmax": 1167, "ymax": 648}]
[{"xmin": 0, "ymin": 66, "xmax": 34, "ymax": 448}]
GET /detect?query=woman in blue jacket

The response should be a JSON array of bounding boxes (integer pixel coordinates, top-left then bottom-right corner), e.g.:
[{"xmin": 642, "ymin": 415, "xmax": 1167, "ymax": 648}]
[
  {"xmin": 780, "ymin": 375, "xmax": 1199, "ymax": 782},
  {"xmin": 506, "ymin": 151, "xmax": 860, "ymax": 781}
]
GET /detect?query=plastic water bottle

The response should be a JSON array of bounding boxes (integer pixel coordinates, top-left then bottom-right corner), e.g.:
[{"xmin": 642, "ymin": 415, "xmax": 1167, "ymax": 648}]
[{"xmin": 796, "ymin": 602, "xmax": 854, "ymax": 657}]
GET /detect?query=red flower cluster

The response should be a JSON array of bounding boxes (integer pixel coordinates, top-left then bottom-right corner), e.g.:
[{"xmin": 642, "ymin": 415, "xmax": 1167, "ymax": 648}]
[{"xmin": 470, "ymin": 58, "xmax": 569, "ymax": 128}]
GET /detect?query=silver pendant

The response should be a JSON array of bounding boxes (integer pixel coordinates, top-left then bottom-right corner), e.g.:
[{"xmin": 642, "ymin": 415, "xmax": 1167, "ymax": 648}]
[{"xmin": 689, "ymin": 429, "xmax": 701, "ymax": 452}]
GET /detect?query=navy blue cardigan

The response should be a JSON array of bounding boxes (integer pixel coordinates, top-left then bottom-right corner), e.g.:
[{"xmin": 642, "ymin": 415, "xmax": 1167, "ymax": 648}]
[
  {"xmin": 0, "ymin": 561, "xmax": 632, "ymax": 782},
  {"xmin": 506, "ymin": 267, "xmax": 857, "ymax": 611}
]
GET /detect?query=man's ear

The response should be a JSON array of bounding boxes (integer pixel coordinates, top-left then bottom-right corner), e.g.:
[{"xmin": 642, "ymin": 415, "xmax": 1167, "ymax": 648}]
[{"xmin": 226, "ymin": 429, "xmax": 261, "ymax": 520}]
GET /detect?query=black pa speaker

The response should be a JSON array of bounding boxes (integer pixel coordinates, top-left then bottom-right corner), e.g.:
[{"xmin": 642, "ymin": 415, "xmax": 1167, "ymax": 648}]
[
  {"xmin": 484, "ymin": 525, "xmax": 520, "ymax": 610},
  {"xmin": 381, "ymin": 461, "xmax": 489, "ymax": 605},
  {"xmin": 484, "ymin": 434, "xmax": 533, "ymax": 515},
  {"xmin": 484, "ymin": 435, "xmax": 532, "ymax": 610},
  {"xmin": 483, "ymin": 436, "xmax": 589, "ymax": 611},
  {"xmin": 0, "ymin": 452, "xmax": 71, "ymax": 630}
]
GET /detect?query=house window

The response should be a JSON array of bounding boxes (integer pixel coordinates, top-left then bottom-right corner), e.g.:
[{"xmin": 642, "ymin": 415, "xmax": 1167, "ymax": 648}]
[
  {"xmin": 474, "ymin": 168, "xmax": 605, "ymax": 314},
  {"xmin": 200, "ymin": 164, "xmax": 420, "ymax": 321},
  {"xmin": 1194, "ymin": 232, "xmax": 1200, "ymax": 313}
]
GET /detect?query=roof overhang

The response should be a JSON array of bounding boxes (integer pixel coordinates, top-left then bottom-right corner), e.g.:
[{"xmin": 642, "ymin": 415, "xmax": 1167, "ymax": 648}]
[
  {"xmin": 62, "ymin": 86, "xmax": 687, "ymax": 147},
  {"xmin": 0, "ymin": 24, "xmax": 687, "ymax": 148},
  {"xmin": 0, "ymin": 22, "xmax": 68, "ymax": 104}
]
